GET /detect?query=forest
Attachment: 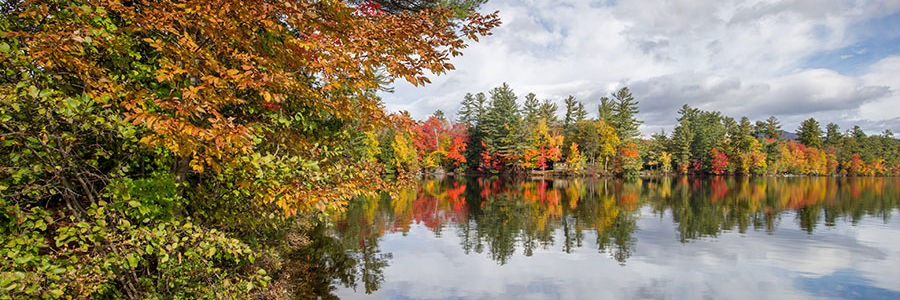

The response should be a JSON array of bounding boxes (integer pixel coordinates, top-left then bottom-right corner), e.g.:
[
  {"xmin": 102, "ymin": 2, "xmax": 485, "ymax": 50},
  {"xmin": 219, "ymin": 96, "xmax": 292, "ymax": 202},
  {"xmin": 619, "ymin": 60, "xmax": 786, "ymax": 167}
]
[
  {"xmin": 370, "ymin": 83, "xmax": 900, "ymax": 177},
  {"xmin": 1, "ymin": 0, "xmax": 898, "ymax": 299}
]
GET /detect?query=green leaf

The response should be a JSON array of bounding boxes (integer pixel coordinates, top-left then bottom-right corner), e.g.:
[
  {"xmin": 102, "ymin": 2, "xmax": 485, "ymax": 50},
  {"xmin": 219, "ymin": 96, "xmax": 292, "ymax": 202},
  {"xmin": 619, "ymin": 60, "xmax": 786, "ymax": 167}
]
[
  {"xmin": 128, "ymin": 200, "xmax": 141, "ymax": 207},
  {"xmin": 126, "ymin": 253, "xmax": 138, "ymax": 268},
  {"xmin": 0, "ymin": 43, "xmax": 9, "ymax": 52},
  {"xmin": 27, "ymin": 86, "xmax": 39, "ymax": 98},
  {"xmin": 49, "ymin": 288, "xmax": 64, "ymax": 297}
]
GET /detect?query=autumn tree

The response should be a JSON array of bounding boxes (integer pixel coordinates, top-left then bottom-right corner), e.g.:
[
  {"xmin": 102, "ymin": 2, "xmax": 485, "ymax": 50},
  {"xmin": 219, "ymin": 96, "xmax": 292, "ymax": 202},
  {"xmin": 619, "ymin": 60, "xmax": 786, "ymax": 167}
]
[
  {"xmin": 566, "ymin": 143, "xmax": 584, "ymax": 172},
  {"xmin": 522, "ymin": 118, "xmax": 563, "ymax": 170},
  {"xmin": 597, "ymin": 120, "xmax": 621, "ymax": 171},
  {"xmin": 709, "ymin": 148, "xmax": 729, "ymax": 175},
  {"xmin": 614, "ymin": 142, "xmax": 642, "ymax": 177},
  {"xmin": 352, "ymin": 0, "xmax": 488, "ymax": 18},
  {"xmin": 658, "ymin": 151, "xmax": 673, "ymax": 174},
  {"xmin": 0, "ymin": 0, "xmax": 498, "ymax": 297},
  {"xmin": 413, "ymin": 115, "xmax": 468, "ymax": 171}
]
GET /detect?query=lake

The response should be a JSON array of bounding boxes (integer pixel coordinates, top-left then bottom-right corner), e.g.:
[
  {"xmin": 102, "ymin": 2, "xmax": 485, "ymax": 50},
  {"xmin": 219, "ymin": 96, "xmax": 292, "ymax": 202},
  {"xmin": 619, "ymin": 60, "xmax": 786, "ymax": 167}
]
[{"xmin": 314, "ymin": 176, "xmax": 900, "ymax": 299}]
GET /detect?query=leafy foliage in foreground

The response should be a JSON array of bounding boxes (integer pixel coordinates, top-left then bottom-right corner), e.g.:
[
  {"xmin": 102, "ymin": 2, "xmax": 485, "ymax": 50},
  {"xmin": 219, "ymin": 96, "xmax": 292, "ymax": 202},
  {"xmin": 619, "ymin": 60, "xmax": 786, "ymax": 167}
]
[{"xmin": 0, "ymin": 0, "xmax": 498, "ymax": 298}]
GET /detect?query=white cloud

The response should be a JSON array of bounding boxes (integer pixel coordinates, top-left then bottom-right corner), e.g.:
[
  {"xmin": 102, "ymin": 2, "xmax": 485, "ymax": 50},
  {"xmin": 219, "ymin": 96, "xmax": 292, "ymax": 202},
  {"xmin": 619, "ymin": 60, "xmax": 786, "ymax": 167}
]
[
  {"xmin": 860, "ymin": 56, "xmax": 900, "ymax": 122},
  {"xmin": 379, "ymin": 0, "xmax": 900, "ymax": 134}
]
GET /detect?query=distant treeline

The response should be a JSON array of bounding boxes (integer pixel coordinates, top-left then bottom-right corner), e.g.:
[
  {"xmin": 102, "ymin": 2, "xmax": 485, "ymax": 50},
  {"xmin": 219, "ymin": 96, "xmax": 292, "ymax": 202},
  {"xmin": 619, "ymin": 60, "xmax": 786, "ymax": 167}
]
[{"xmin": 368, "ymin": 83, "xmax": 900, "ymax": 176}]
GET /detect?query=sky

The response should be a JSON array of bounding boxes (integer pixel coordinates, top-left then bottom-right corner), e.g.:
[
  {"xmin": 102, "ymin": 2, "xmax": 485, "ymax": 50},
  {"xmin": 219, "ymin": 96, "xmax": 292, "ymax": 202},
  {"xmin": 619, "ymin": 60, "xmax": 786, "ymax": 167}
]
[{"xmin": 379, "ymin": 0, "xmax": 900, "ymax": 136}]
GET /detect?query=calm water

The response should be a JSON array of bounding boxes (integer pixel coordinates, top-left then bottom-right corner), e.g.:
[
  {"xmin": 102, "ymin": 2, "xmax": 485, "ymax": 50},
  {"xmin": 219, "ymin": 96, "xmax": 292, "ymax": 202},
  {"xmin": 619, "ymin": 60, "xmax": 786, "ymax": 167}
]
[{"xmin": 316, "ymin": 177, "xmax": 900, "ymax": 299}]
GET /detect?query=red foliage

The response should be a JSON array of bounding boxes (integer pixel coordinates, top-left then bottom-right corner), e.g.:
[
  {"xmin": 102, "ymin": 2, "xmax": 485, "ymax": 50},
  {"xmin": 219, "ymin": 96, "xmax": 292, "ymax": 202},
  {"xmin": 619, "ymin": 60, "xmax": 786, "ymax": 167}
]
[
  {"xmin": 691, "ymin": 160, "xmax": 703, "ymax": 174},
  {"xmin": 709, "ymin": 148, "xmax": 729, "ymax": 175},
  {"xmin": 847, "ymin": 154, "xmax": 864, "ymax": 175},
  {"xmin": 354, "ymin": 0, "xmax": 387, "ymax": 16},
  {"xmin": 412, "ymin": 118, "xmax": 468, "ymax": 169},
  {"xmin": 413, "ymin": 116, "xmax": 446, "ymax": 157},
  {"xmin": 709, "ymin": 176, "xmax": 727, "ymax": 202}
]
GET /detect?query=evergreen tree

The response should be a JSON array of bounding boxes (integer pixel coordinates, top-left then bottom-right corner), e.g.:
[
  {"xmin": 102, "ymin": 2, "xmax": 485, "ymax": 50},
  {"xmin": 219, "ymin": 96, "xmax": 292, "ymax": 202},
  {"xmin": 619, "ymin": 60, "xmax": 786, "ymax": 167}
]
[
  {"xmin": 482, "ymin": 83, "xmax": 524, "ymax": 159},
  {"xmin": 824, "ymin": 123, "xmax": 842, "ymax": 147},
  {"xmin": 575, "ymin": 102, "xmax": 588, "ymax": 122},
  {"xmin": 611, "ymin": 87, "xmax": 642, "ymax": 140},
  {"xmin": 851, "ymin": 125, "xmax": 866, "ymax": 140},
  {"xmin": 850, "ymin": 126, "xmax": 875, "ymax": 162},
  {"xmin": 764, "ymin": 116, "xmax": 783, "ymax": 139},
  {"xmin": 797, "ymin": 118, "xmax": 824, "ymax": 149},
  {"xmin": 649, "ymin": 129, "xmax": 670, "ymax": 171},
  {"xmin": 563, "ymin": 95, "xmax": 587, "ymax": 128},
  {"xmin": 672, "ymin": 104, "xmax": 725, "ymax": 170},
  {"xmin": 736, "ymin": 117, "xmax": 754, "ymax": 151},
  {"xmin": 538, "ymin": 99, "xmax": 560, "ymax": 126},
  {"xmin": 523, "ymin": 93, "xmax": 541, "ymax": 124},
  {"xmin": 462, "ymin": 92, "xmax": 490, "ymax": 169},
  {"xmin": 458, "ymin": 92, "xmax": 487, "ymax": 124},
  {"xmin": 723, "ymin": 117, "xmax": 737, "ymax": 138},
  {"xmin": 754, "ymin": 120, "xmax": 767, "ymax": 138},
  {"xmin": 572, "ymin": 121, "xmax": 600, "ymax": 164},
  {"xmin": 597, "ymin": 96, "xmax": 614, "ymax": 122},
  {"xmin": 671, "ymin": 120, "xmax": 694, "ymax": 171},
  {"xmin": 433, "ymin": 109, "xmax": 446, "ymax": 121}
]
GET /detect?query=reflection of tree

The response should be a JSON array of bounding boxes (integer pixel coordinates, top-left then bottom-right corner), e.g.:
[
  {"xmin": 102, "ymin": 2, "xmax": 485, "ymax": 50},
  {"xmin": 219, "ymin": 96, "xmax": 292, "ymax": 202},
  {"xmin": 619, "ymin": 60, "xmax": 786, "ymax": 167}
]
[
  {"xmin": 596, "ymin": 212, "xmax": 636, "ymax": 264},
  {"xmin": 325, "ymin": 197, "xmax": 393, "ymax": 296},
  {"xmin": 453, "ymin": 177, "xmax": 641, "ymax": 264},
  {"xmin": 352, "ymin": 235, "xmax": 392, "ymax": 294},
  {"xmin": 317, "ymin": 176, "xmax": 900, "ymax": 295},
  {"xmin": 650, "ymin": 176, "xmax": 900, "ymax": 241},
  {"xmin": 285, "ymin": 223, "xmax": 373, "ymax": 300}
]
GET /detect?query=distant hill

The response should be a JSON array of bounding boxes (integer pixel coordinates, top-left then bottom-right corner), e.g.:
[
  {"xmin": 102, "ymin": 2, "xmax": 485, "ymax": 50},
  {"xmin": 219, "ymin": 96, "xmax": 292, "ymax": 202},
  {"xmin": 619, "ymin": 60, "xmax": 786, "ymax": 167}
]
[{"xmin": 782, "ymin": 132, "xmax": 799, "ymax": 141}]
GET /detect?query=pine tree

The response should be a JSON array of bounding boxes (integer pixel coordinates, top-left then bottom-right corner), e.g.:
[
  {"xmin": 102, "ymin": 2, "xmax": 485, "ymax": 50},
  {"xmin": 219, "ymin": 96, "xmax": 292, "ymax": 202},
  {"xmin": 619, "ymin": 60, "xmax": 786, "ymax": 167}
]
[
  {"xmin": 523, "ymin": 93, "xmax": 541, "ymax": 124},
  {"xmin": 458, "ymin": 92, "xmax": 487, "ymax": 124},
  {"xmin": 538, "ymin": 99, "xmax": 559, "ymax": 126},
  {"xmin": 672, "ymin": 104, "xmax": 725, "ymax": 171},
  {"xmin": 764, "ymin": 116, "xmax": 783, "ymax": 139},
  {"xmin": 575, "ymin": 102, "xmax": 588, "ymax": 122},
  {"xmin": 824, "ymin": 123, "xmax": 842, "ymax": 147},
  {"xmin": 754, "ymin": 120, "xmax": 767, "ymax": 138},
  {"xmin": 563, "ymin": 95, "xmax": 587, "ymax": 128},
  {"xmin": 597, "ymin": 96, "xmax": 614, "ymax": 122},
  {"xmin": 610, "ymin": 87, "xmax": 642, "ymax": 140},
  {"xmin": 672, "ymin": 120, "xmax": 694, "ymax": 172},
  {"xmin": 736, "ymin": 117, "xmax": 754, "ymax": 151},
  {"xmin": 797, "ymin": 118, "xmax": 824, "ymax": 149},
  {"xmin": 482, "ymin": 83, "xmax": 523, "ymax": 159}
]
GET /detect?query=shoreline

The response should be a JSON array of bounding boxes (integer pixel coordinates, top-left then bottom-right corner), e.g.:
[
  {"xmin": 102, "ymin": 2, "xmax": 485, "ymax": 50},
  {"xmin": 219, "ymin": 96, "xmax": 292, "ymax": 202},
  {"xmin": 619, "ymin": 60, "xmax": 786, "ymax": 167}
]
[{"xmin": 420, "ymin": 170, "xmax": 896, "ymax": 179}]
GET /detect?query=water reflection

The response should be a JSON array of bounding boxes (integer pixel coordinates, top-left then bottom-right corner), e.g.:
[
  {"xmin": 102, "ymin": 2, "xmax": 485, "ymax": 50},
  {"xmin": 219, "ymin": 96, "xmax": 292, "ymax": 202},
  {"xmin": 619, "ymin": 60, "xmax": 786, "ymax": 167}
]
[{"xmin": 320, "ymin": 176, "xmax": 900, "ymax": 299}]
